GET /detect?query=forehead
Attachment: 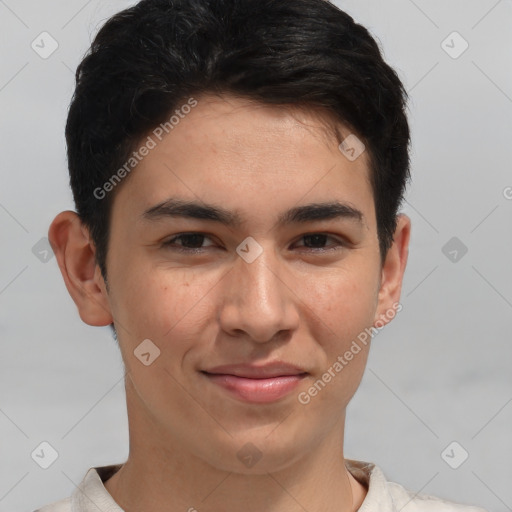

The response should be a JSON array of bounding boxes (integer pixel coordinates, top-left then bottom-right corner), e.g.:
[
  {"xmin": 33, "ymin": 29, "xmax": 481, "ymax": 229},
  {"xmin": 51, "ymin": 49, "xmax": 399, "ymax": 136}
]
[
  {"xmin": 111, "ymin": 93, "xmax": 374, "ymax": 229},
  {"xmin": 172, "ymin": 93, "xmax": 355, "ymax": 157}
]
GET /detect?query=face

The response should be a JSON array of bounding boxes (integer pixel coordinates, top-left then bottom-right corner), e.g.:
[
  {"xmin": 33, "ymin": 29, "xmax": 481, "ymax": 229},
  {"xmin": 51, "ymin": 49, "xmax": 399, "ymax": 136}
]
[{"xmin": 55, "ymin": 93, "xmax": 409, "ymax": 474}]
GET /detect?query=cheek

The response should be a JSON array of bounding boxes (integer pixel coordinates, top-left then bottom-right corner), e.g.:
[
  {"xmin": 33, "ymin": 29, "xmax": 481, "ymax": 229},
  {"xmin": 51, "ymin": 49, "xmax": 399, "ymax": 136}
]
[
  {"xmin": 109, "ymin": 262, "xmax": 223, "ymax": 350},
  {"xmin": 294, "ymin": 265, "xmax": 378, "ymax": 403},
  {"xmin": 297, "ymin": 276, "xmax": 375, "ymax": 409},
  {"xmin": 298, "ymin": 264, "xmax": 379, "ymax": 346}
]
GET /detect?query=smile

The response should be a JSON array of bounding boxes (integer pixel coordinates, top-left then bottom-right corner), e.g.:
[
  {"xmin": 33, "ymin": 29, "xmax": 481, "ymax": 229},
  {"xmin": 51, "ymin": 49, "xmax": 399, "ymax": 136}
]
[{"xmin": 201, "ymin": 372, "xmax": 308, "ymax": 403}]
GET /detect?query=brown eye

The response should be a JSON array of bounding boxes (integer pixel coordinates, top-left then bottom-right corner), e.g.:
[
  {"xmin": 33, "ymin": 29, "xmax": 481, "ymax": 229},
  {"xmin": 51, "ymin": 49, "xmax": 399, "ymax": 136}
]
[
  {"xmin": 293, "ymin": 233, "xmax": 345, "ymax": 251},
  {"xmin": 162, "ymin": 233, "xmax": 216, "ymax": 252}
]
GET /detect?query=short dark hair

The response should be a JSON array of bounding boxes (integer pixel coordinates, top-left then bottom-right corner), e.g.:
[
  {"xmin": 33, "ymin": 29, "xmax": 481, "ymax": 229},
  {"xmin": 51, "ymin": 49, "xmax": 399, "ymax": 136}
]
[{"xmin": 66, "ymin": 0, "xmax": 411, "ymax": 281}]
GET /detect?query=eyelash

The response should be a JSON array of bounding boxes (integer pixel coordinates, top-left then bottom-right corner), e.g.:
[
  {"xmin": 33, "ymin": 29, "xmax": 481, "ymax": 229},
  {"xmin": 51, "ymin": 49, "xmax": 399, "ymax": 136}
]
[{"xmin": 162, "ymin": 232, "xmax": 347, "ymax": 254}]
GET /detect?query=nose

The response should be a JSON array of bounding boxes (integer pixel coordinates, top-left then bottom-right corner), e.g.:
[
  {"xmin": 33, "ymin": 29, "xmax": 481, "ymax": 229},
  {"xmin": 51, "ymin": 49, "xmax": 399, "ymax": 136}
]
[{"xmin": 218, "ymin": 244, "xmax": 300, "ymax": 343}]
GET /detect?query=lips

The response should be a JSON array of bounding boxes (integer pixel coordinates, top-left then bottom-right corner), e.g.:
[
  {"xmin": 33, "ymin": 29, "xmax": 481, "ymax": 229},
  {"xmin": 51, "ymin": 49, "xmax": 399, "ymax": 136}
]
[
  {"xmin": 202, "ymin": 362, "xmax": 308, "ymax": 379},
  {"xmin": 201, "ymin": 362, "xmax": 308, "ymax": 403}
]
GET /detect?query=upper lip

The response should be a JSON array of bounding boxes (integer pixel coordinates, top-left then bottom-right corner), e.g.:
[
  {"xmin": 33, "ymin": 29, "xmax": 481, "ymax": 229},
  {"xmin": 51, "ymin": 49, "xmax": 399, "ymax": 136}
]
[{"xmin": 202, "ymin": 362, "xmax": 308, "ymax": 379}]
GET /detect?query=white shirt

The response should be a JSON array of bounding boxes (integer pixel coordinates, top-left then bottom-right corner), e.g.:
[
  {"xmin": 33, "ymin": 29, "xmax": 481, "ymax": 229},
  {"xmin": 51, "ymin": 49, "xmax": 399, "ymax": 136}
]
[{"xmin": 34, "ymin": 459, "xmax": 488, "ymax": 512}]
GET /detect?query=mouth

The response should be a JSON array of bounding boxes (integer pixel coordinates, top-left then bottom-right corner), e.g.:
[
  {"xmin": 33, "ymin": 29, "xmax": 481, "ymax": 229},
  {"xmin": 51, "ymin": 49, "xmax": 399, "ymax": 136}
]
[
  {"xmin": 200, "ymin": 363, "xmax": 309, "ymax": 403},
  {"xmin": 201, "ymin": 372, "xmax": 308, "ymax": 403}
]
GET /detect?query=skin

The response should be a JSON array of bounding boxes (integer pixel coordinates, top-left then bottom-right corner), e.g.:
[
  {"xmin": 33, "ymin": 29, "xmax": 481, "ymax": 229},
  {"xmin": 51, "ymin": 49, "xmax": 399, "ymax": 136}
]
[{"xmin": 49, "ymin": 93, "xmax": 410, "ymax": 512}]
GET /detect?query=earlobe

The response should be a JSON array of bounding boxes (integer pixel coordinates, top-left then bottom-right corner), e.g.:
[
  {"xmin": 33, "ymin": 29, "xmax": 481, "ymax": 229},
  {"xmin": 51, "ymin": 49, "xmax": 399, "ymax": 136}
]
[
  {"xmin": 48, "ymin": 211, "xmax": 114, "ymax": 327},
  {"xmin": 373, "ymin": 213, "xmax": 411, "ymax": 326}
]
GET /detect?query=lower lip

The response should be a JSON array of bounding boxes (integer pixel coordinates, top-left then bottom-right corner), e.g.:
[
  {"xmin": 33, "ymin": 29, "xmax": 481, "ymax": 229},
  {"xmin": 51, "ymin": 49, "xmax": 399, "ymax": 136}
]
[{"xmin": 203, "ymin": 372, "xmax": 307, "ymax": 403}]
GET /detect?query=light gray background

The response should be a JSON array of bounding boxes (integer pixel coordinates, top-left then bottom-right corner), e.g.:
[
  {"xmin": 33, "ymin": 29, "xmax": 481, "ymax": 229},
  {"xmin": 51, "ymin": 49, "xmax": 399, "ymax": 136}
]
[{"xmin": 1, "ymin": 1, "xmax": 511, "ymax": 511}]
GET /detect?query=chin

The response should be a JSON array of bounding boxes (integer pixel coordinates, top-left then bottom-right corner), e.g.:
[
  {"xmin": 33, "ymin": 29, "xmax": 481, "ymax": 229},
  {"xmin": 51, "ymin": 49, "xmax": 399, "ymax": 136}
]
[{"xmin": 200, "ymin": 433, "xmax": 307, "ymax": 475}]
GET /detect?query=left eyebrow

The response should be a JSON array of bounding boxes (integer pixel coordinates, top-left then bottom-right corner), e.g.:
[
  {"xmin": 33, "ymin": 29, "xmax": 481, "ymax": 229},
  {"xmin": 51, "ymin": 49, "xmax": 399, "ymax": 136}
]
[
  {"xmin": 141, "ymin": 197, "xmax": 364, "ymax": 228},
  {"xmin": 278, "ymin": 201, "xmax": 364, "ymax": 227}
]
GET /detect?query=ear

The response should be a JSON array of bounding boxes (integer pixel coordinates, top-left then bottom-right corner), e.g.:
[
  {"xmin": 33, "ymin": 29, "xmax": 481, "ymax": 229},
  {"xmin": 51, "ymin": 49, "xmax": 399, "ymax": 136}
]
[
  {"xmin": 48, "ymin": 211, "xmax": 113, "ymax": 326},
  {"xmin": 373, "ymin": 213, "xmax": 411, "ymax": 326}
]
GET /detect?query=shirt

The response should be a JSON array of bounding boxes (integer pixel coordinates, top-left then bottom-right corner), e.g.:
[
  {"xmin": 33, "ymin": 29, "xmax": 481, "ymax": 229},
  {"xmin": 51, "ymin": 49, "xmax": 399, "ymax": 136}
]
[{"xmin": 34, "ymin": 459, "xmax": 488, "ymax": 512}]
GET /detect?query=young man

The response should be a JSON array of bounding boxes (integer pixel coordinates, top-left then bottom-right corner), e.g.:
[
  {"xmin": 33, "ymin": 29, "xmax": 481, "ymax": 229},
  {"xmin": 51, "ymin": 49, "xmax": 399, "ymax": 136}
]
[{"xmin": 36, "ymin": 0, "xmax": 487, "ymax": 511}]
